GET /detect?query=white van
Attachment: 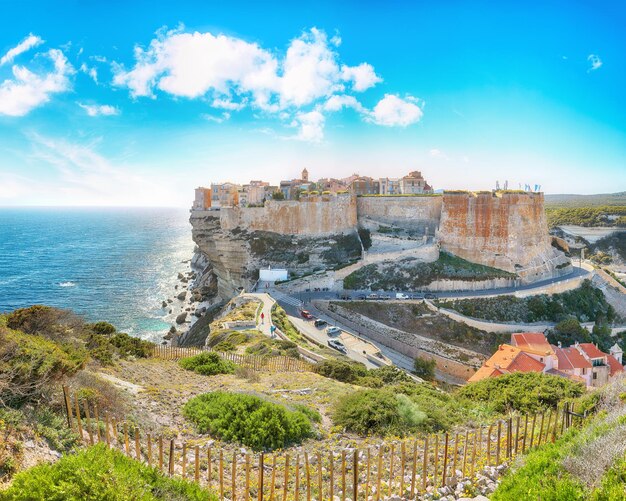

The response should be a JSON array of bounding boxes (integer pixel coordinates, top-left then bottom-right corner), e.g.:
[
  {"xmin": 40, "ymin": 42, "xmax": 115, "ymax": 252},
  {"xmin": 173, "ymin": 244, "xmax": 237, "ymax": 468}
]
[{"xmin": 396, "ymin": 293, "xmax": 409, "ymax": 299}]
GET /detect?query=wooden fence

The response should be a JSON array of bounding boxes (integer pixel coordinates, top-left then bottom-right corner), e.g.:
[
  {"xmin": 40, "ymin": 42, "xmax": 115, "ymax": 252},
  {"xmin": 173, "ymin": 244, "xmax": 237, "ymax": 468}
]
[
  {"xmin": 62, "ymin": 385, "xmax": 580, "ymax": 500},
  {"xmin": 151, "ymin": 345, "xmax": 314, "ymax": 372}
]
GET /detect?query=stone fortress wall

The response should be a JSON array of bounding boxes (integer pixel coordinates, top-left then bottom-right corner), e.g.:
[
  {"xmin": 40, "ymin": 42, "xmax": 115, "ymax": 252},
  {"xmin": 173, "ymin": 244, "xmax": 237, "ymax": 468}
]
[
  {"xmin": 220, "ymin": 193, "xmax": 357, "ymax": 235},
  {"xmin": 356, "ymin": 195, "xmax": 442, "ymax": 235}
]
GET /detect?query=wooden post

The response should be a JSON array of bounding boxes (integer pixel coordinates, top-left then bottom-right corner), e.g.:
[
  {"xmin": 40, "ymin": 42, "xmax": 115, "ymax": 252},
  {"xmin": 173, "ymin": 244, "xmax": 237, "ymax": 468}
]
[
  {"xmin": 506, "ymin": 418, "xmax": 512, "ymax": 459},
  {"xmin": 232, "ymin": 452, "xmax": 237, "ymax": 501},
  {"xmin": 270, "ymin": 455, "xmax": 276, "ymax": 501},
  {"xmin": 410, "ymin": 440, "xmax": 417, "ymax": 498},
  {"xmin": 400, "ymin": 441, "xmax": 406, "ymax": 496},
  {"xmin": 304, "ymin": 453, "xmax": 310, "ymax": 501},
  {"xmin": 514, "ymin": 417, "xmax": 520, "ymax": 455},
  {"xmin": 477, "ymin": 427, "xmax": 483, "ymax": 470},
  {"xmin": 529, "ymin": 414, "xmax": 537, "ymax": 449},
  {"xmin": 111, "ymin": 416, "xmax": 118, "ymax": 445},
  {"xmin": 135, "ymin": 428, "xmax": 141, "ymax": 461},
  {"xmin": 388, "ymin": 443, "xmax": 394, "ymax": 497},
  {"xmin": 83, "ymin": 400, "xmax": 94, "ymax": 445},
  {"xmin": 147, "ymin": 434, "xmax": 152, "ymax": 465},
  {"xmin": 123, "ymin": 423, "xmax": 130, "ymax": 456},
  {"xmin": 194, "ymin": 446, "xmax": 199, "ymax": 483},
  {"xmin": 452, "ymin": 433, "xmax": 459, "ymax": 475},
  {"xmin": 62, "ymin": 386, "xmax": 73, "ymax": 429},
  {"xmin": 220, "ymin": 450, "xmax": 224, "ymax": 501},
  {"xmin": 283, "ymin": 454, "xmax": 290, "ymax": 501},
  {"xmin": 258, "ymin": 453, "xmax": 264, "ymax": 501},
  {"xmin": 422, "ymin": 437, "xmax": 429, "ymax": 493},
  {"xmin": 538, "ymin": 413, "xmax": 545, "ymax": 446},
  {"xmin": 181, "ymin": 443, "xmax": 187, "ymax": 479},
  {"xmin": 545, "ymin": 411, "xmax": 553, "ymax": 445},
  {"xmin": 376, "ymin": 446, "xmax": 382, "ymax": 501},
  {"xmin": 353, "ymin": 449, "xmax": 358, "ymax": 501},
  {"xmin": 366, "ymin": 448, "xmax": 372, "ymax": 500},
  {"xmin": 340, "ymin": 451, "xmax": 345, "ymax": 501},
  {"xmin": 72, "ymin": 395, "xmax": 83, "ymax": 443},
  {"xmin": 168, "ymin": 440, "xmax": 175, "ymax": 477},
  {"xmin": 433, "ymin": 435, "xmax": 439, "ymax": 488},
  {"xmin": 441, "ymin": 433, "xmax": 449, "ymax": 487},
  {"xmin": 470, "ymin": 430, "xmax": 477, "ymax": 478},
  {"xmin": 496, "ymin": 421, "xmax": 502, "ymax": 466},
  {"xmin": 159, "ymin": 436, "xmax": 164, "ymax": 472},
  {"xmin": 317, "ymin": 452, "xmax": 323, "ymax": 501},
  {"xmin": 208, "ymin": 448, "xmax": 212, "ymax": 489},
  {"xmin": 522, "ymin": 415, "xmax": 528, "ymax": 452},
  {"xmin": 245, "ymin": 453, "xmax": 251, "ymax": 501},
  {"xmin": 462, "ymin": 431, "xmax": 469, "ymax": 477},
  {"xmin": 296, "ymin": 454, "xmax": 301, "ymax": 501},
  {"xmin": 486, "ymin": 425, "xmax": 493, "ymax": 466},
  {"xmin": 552, "ymin": 406, "xmax": 559, "ymax": 443},
  {"xmin": 104, "ymin": 413, "xmax": 111, "ymax": 447}
]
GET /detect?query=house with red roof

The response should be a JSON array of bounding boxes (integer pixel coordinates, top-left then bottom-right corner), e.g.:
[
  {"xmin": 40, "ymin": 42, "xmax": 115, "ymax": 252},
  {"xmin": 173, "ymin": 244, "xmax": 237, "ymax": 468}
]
[{"xmin": 468, "ymin": 332, "xmax": 624, "ymax": 388}]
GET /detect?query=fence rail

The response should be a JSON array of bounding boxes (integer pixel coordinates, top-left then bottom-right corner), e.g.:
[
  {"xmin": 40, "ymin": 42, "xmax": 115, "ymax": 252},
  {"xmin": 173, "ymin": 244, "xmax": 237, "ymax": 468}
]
[
  {"xmin": 151, "ymin": 345, "xmax": 314, "ymax": 372},
  {"xmin": 62, "ymin": 385, "xmax": 580, "ymax": 500}
]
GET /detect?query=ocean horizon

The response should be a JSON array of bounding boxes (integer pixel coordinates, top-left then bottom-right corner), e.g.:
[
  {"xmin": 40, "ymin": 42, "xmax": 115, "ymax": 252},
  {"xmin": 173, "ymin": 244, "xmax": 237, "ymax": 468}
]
[{"xmin": 0, "ymin": 206, "xmax": 194, "ymax": 342}]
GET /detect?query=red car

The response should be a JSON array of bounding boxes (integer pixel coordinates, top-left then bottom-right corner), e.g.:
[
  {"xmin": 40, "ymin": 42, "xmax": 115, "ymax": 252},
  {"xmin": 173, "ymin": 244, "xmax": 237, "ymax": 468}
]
[{"xmin": 300, "ymin": 310, "xmax": 314, "ymax": 320}]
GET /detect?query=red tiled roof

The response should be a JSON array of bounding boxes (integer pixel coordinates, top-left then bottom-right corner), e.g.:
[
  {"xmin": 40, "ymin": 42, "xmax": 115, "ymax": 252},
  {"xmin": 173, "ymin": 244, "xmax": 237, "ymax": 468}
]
[
  {"xmin": 607, "ymin": 356, "xmax": 624, "ymax": 376},
  {"xmin": 578, "ymin": 343, "xmax": 607, "ymax": 360},
  {"xmin": 468, "ymin": 344, "xmax": 545, "ymax": 382},
  {"xmin": 511, "ymin": 332, "xmax": 554, "ymax": 356},
  {"xmin": 555, "ymin": 347, "xmax": 592, "ymax": 370},
  {"xmin": 507, "ymin": 352, "xmax": 546, "ymax": 373},
  {"xmin": 546, "ymin": 368, "xmax": 586, "ymax": 384}
]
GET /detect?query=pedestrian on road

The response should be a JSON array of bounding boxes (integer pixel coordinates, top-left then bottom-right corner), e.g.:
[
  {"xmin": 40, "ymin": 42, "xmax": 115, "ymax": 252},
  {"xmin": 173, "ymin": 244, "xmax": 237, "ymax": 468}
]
[{"xmin": 261, "ymin": 312, "xmax": 265, "ymax": 324}]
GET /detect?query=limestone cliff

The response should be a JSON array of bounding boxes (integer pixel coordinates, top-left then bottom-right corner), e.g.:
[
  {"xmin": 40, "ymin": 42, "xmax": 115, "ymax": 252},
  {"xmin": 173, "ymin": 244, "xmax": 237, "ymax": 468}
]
[
  {"xmin": 190, "ymin": 196, "xmax": 362, "ymax": 300},
  {"xmin": 438, "ymin": 192, "xmax": 572, "ymax": 283}
]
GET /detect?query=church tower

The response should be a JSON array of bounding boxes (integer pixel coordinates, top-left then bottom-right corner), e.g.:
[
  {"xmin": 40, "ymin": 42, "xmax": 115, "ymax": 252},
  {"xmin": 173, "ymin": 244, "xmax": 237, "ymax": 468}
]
[{"xmin": 301, "ymin": 168, "xmax": 309, "ymax": 182}]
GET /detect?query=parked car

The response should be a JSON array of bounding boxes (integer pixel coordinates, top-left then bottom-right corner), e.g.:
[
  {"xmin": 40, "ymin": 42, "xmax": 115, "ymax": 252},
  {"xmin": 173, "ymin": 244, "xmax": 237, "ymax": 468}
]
[
  {"xmin": 327, "ymin": 339, "xmax": 347, "ymax": 353},
  {"xmin": 410, "ymin": 294, "xmax": 424, "ymax": 300},
  {"xmin": 366, "ymin": 293, "xmax": 379, "ymax": 300},
  {"xmin": 424, "ymin": 293, "xmax": 438, "ymax": 300},
  {"xmin": 340, "ymin": 294, "xmax": 351, "ymax": 300},
  {"xmin": 326, "ymin": 326, "xmax": 341, "ymax": 336},
  {"xmin": 396, "ymin": 293, "xmax": 409, "ymax": 300},
  {"xmin": 314, "ymin": 319, "xmax": 327, "ymax": 328},
  {"xmin": 357, "ymin": 294, "xmax": 367, "ymax": 300},
  {"xmin": 300, "ymin": 310, "xmax": 314, "ymax": 320}
]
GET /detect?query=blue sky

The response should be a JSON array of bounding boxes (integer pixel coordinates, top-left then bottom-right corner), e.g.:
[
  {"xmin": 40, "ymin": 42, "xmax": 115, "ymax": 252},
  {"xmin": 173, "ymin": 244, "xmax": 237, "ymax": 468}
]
[{"xmin": 0, "ymin": 0, "xmax": 624, "ymax": 206}]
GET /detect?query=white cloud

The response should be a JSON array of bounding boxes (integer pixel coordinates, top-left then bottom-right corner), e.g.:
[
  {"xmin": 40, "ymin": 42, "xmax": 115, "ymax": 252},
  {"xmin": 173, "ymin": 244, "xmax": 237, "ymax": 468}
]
[
  {"xmin": 0, "ymin": 34, "xmax": 43, "ymax": 66},
  {"xmin": 80, "ymin": 63, "xmax": 98, "ymax": 83},
  {"xmin": 0, "ymin": 48, "xmax": 74, "ymax": 116},
  {"xmin": 368, "ymin": 94, "xmax": 423, "ymax": 127},
  {"xmin": 323, "ymin": 94, "xmax": 365, "ymax": 113},
  {"xmin": 78, "ymin": 103, "xmax": 120, "ymax": 116},
  {"xmin": 294, "ymin": 110, "xmax": 325, "ymax": 142},
  {"xmin": 430, "ymin": 148, "xmax": 443, "ymax": 157},
  {"xmin": 201, "ymin": 111, "xmax": 230, "ymax": 123},
  {"xmin": 341, "ymin": 63, "xmax": 381, "ymax": 91},
  {"xmin": 113, "ymin": 27, "xmax": 423, "ymax": 142},
  {"xmin": 587, "ymin": 54, "xmax": 602, "ymax": 72}
]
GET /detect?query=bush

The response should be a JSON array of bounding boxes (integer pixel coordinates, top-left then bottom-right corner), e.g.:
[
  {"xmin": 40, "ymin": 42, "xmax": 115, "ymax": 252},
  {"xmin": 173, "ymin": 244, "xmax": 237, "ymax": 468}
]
[
  {"xmin": 0, "ymin": 326, "xmax": 87, "ymax": 406},
  {"xmin": 179, "ymin": 352, "xmax": 236, "ymax": 376},
  {"xmin": 413, "ymin": 357, "xmax": 436, "ymax": 381},
  {"xmin": 1, "ymin": 443, "xmax": 214, "ymax": 500},
  {"xmin": 457, "ymin": 372, "xmax": 585, "ymax": 414},
  {"xmin": 333, "ymin": 388, "xmax": 427, "ymax": 436},
  {"xmin": 313, "ymin": 359, "xmax": 368, "ymax": 383},
  {"xmin": 183, "ymin": 392, "xmax": 314, "ymax": 450},
  {"xmin": 245, "ymin": 339, "xmax": 300, "ymax": 359}
]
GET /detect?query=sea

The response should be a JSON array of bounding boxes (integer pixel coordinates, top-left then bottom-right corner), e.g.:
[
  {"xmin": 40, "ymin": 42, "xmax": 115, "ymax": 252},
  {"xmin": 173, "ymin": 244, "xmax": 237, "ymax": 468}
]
[{"xmin": 0, "ymin": 207, "xmax": 195, "ymax": 342}]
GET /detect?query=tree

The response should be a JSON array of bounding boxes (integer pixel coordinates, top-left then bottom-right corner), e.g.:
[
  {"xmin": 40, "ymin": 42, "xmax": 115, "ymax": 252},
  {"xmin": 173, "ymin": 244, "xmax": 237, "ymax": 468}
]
[
  {"xmin": 413, "ymin": 356, "xmax": 436, "ymax": 381},
  {"xmin": 271, "ymin": 191, "xmax": 285, "ymax": 200},
  {"xmin": 546, "ymin": 317, "xmax": 591, "ymax": 347}
]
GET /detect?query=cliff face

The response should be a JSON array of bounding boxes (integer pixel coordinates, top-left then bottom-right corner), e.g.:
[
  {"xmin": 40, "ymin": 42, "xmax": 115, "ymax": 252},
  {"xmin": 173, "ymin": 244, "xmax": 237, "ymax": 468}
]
[
  {"xmin": 190, "ymin": 201, "xmax": 362, "ymax": 300},
  {"xmin": 357, "ymin": 196, "xmax": 442, "ymax": 236},
  {"xmin": 438, "ymin": 192, "xmax": 572, "ymax": 283}
]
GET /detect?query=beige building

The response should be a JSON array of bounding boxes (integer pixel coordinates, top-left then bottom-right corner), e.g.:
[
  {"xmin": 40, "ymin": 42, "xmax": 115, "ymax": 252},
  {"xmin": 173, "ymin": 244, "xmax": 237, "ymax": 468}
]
[{"xmin": 193, "ymin": 187, "xmax": 212, "ymax": 209}]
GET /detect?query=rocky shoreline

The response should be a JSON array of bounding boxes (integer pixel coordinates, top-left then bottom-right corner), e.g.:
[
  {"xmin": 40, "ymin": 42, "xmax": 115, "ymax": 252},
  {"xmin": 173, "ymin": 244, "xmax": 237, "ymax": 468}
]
[{"xmin": 159, "ymin": 248, "xmax": 218, "ymax": 345}]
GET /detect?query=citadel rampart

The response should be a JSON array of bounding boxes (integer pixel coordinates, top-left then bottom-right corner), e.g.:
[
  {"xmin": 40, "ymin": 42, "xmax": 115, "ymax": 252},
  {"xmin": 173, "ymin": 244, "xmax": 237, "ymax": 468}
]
[
  {"xmin": 220, "ymin": 193, "xmax": 357, "ymax": 235},
  {"xmin": 438, "ymin": 191, "xmax": 572, "ymax": 282},
  {"xmin": 357, "ymin": 195, "xmax": 442, "ymax": 236}
]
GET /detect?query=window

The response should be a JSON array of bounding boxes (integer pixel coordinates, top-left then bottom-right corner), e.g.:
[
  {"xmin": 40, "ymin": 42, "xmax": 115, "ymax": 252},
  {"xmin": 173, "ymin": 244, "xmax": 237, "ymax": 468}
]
[
  {"xmin": 582, "ymin": 368, "xmax": 586, "ymax": 375},
  {"xmin": 593, "ymin": 372, "xmax": 598, "ymax": 380}
]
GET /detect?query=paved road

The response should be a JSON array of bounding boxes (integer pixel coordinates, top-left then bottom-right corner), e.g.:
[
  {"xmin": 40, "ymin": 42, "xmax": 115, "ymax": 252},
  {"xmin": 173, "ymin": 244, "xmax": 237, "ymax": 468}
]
[{"xmin": 290, "ymin": 265, "xmax": 590, "ymax": 303}]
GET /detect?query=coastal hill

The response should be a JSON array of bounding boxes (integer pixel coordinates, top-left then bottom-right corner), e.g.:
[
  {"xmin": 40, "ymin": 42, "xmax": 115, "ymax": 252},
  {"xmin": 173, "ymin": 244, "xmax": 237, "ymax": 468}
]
[{"xmin": 545, "ymin": 191, "xmax": 626, "ymax": 208}]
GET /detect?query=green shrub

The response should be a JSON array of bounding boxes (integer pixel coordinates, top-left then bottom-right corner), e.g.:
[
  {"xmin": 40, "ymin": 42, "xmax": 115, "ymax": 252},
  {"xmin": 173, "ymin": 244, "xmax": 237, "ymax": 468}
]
[
  {"xmin": 183, "ymin": 392, "xmax": 314, "ymax": 450},
  {"xmin": 1, "ymin": 443, "xmax": 214, "ymax": 500},
  {"xmin": 213, "ymin": 341, "xmax": 236, "ymax": 352},
  {"xmin": 457, "ymin": 372, "xmax": 585, "ymax": 414},
  {"xmin": 245, "ymin": 339, "xmax": 300, "ymax": 359},
  {"xmin": 179, "ymin": 352, "xmax": 236, "ymax": 376},
  {"xmin": 413, "ymin": 357, "xmax": 436, "ymax": 381},
  {"xmin": 313, "ymin": 359, "xmax": 368, "ymax": 383},
  {"xmin": 88, "ymin": 321, "xmax": 117, "ymax": 336},
  {"xmin": 0, "ymin": 326, "xmax": 86, "ymax": 406}
]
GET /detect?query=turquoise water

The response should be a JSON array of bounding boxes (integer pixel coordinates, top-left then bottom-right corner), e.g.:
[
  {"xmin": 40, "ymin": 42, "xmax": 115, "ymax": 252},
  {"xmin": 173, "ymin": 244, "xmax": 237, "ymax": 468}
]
[{"xmin": 0, "ymin": 207, "xmax": 194, "ymax": 342}]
